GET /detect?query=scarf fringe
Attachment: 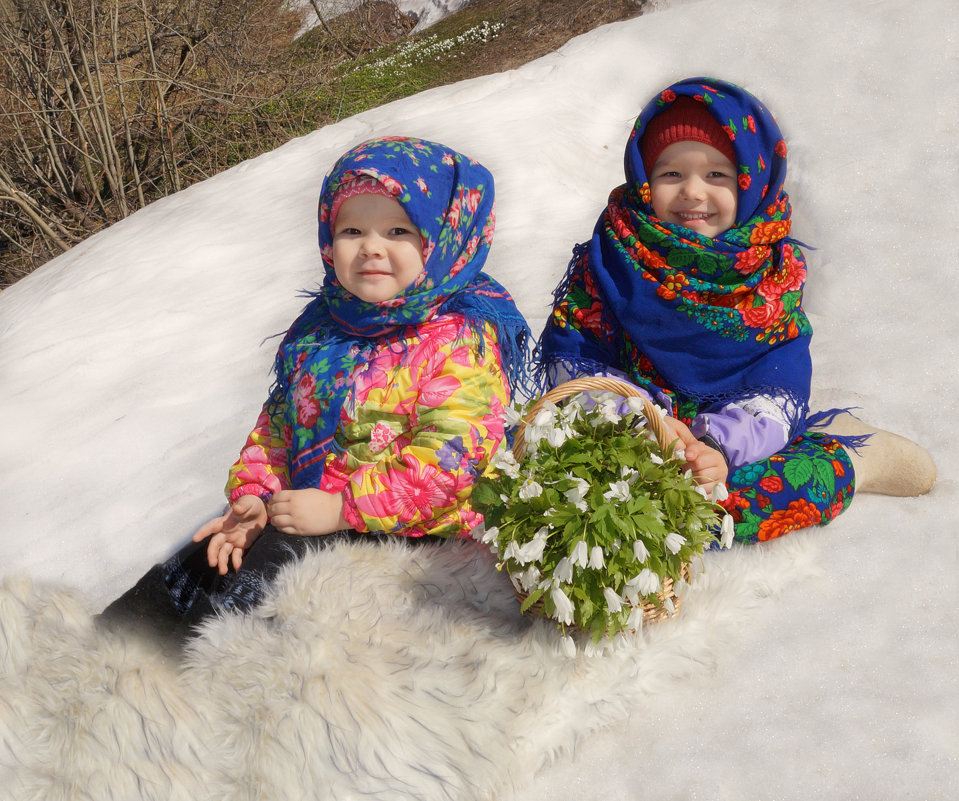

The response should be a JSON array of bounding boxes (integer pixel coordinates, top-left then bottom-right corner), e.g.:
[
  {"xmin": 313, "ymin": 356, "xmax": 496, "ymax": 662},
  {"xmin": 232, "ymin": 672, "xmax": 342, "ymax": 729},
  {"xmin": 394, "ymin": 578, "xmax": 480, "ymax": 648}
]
[{"xmin": 805, "ymin": 407, "xmax": 874, "ymax": 453}]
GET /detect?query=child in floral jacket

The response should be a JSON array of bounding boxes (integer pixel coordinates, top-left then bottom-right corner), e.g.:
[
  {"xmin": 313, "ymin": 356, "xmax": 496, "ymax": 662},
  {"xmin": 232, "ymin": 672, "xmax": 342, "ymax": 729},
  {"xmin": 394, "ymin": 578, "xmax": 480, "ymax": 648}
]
[
  {"xmin": 100, "ymin": 136, "xmax": 531, "ymax": 643},
  {"xmin": 537, "ymin": 77, "xmax": 935, "ymax": 545}
]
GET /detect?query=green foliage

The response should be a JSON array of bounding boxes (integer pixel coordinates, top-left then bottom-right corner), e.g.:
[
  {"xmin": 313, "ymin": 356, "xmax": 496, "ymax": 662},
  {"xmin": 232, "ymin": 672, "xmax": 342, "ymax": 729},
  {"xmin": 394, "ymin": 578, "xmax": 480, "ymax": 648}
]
[{"xmin": 474, "ymin": 391, "xmax": 725, "ymax": 646}]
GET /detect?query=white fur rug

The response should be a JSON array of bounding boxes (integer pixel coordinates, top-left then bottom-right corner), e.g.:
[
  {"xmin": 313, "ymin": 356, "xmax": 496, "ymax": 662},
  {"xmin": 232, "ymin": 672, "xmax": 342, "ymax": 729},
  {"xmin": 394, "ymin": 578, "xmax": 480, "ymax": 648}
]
[{"xmin": 0, "ymin": 536, "xmax": 823, "ymax": 801}]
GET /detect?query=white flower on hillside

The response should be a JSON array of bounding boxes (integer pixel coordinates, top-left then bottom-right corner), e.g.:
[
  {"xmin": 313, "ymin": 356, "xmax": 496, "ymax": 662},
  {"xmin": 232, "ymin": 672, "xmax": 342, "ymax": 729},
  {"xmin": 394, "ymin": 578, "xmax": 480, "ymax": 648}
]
[
  {"xmin": 518, "ymin": 478, "xmax": 543, "ymax": 499},
  {"xmin": 570, "ymin": 540, "xmax": 589, "ymax": 568},
  {"xmin": 603, "ymin": 480, "xmax": 631, "ymax": 503},
  {"xmin": 664, "ymin": 532, "xmax": 686, "ymax": 555},
  {"xmin": 720, "ymin": 513, "xmax": 735, "ymax": 549},
  {"xmin": 589, "ymin": 545, "xmax": 605, "ymax": 570},
  {"xmin": 553, "ymin": 556, "xmax": 573, "ymax": 584},
  {"xmin": 632, "ymin": 539, "xmax": 650, "ymax": 563},
  {"xmin": 603, "ymin": 587, "xmax": 623, "ymax": 614},
  {"xmin": 550, "ymin": 583, "xmax": 575, "ymax": 625}
]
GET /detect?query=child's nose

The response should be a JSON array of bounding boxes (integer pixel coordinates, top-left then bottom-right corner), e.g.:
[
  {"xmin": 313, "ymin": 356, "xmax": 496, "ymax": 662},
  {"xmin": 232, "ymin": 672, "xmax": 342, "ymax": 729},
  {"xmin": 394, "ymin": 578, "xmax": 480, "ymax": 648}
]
[
  {"xmin": 680, "ymin": 177, "xmax": 706, "ymax": 200},
  {"xmin": 359, "ymin": 233, "xmax": 386, "ymax": 256}
]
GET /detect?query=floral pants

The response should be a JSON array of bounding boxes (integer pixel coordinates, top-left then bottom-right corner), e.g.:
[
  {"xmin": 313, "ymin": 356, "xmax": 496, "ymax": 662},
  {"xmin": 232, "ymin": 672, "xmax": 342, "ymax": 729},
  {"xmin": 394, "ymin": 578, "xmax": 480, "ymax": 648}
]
[{"xmin": 717, "ymin": 431, "xmax": 855, "ymax": 544}]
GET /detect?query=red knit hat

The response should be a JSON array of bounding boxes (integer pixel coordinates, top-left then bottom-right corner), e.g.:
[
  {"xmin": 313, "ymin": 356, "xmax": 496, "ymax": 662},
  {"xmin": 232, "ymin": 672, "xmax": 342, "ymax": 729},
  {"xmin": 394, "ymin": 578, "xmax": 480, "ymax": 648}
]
[
  {"xmin": 640, "ymin": 96, "xmax": 736, "ymax": 174},
  {"xmin": 330, "ymin": 175, "xmax": 395, "ymax": 228}
]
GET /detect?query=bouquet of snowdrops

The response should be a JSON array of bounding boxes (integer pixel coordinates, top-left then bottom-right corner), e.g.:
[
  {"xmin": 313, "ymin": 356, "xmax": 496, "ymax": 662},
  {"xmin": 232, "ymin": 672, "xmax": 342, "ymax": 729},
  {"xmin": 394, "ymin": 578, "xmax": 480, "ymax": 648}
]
[{"xmin": 471, "ymin": 379, "xmax": 733, "ymax": 650}]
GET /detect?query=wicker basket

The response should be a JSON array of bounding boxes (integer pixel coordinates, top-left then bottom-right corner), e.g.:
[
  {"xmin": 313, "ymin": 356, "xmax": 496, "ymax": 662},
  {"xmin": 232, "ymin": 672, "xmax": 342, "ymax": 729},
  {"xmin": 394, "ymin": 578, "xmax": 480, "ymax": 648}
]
[{"xmin": 510, "ymin": 376, "xmax": 688, "ymax": 627}]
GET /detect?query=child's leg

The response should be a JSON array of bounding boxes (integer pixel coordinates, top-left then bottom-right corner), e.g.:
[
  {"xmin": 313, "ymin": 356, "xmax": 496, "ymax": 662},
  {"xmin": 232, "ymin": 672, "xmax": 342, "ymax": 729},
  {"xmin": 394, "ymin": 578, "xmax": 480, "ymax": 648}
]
[
  {"xmin": 807, "ymin": 412, "xmax": 936, "ymax": 497},
  {"xmin": 718, "ymin": 433, "xmax": 855, "ymax": 545}
]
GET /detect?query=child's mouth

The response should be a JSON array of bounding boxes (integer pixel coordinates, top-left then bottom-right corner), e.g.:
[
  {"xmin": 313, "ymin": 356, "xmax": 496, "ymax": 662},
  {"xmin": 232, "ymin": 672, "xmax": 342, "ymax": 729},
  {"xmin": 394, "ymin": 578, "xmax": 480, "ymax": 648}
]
[{"xmin": 676, "ymin": 211, "xmax": 712, "ymax": 223}]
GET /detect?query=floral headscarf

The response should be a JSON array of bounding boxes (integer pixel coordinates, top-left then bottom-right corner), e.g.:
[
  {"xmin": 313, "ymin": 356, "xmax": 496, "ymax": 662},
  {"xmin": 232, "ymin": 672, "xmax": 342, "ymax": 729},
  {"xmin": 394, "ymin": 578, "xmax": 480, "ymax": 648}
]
[
  {"xmin": 539, "ymin": 78, "xmax": 812, "ymax": 435},
  {"xmin": 274, "ymin": 136, "xmax": 531, "ymax": 489}
]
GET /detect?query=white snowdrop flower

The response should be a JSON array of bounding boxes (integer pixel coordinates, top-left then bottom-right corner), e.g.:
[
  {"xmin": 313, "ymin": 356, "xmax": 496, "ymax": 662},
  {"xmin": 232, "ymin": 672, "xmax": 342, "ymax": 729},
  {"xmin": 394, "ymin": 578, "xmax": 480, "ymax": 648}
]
[
  {"xmin": 480, "ymin": 525, "xmax": 499, "ymax": 545},
  {"xmin": 559, "ymin": 635, "xmax": 577, "ymax": 658},
  {"xmin": 504, "ymin": 540, "xmax": 523, "ymax": 562},
  {"xmin": 632, "ymin": 539, "xmax": 650, "ymax": 563},
  {"xmin": 620, "ymin": 465, "xmax": 639, "ymax": 483},
  {"xmin": 499, "ymin": 493, "xmax": 510, "ymax": 504},
  {"xmin": 491, "ymin": 448, "xmax": 521, "ymax": 479},
  {"xmin": 561, "ymin": 398, "xmax": 584, "ymax": 423},
  {"xmin": 664, "ymin": 532, "xmax": 687, "ymax": 555},
  {"xmin": 531, "ymin": 405, "xmax": 557, "ymax": 428},
  {"xmin": 515, "ymin": 565, "xmax": 542, "ymax": 592},
  {"xmin": 564, "ymin": 476, "xmax": 590, "ymax": 505},
  {"xmin": 711, "ymin": 482, "xmax": 729, "ymax": 502},
  {"xmin": 626, "ymin": 605, "xmax": 644, "ymax": 631},
  {"xmin": 720, "ymin": 514, "xmax": 735, "ymax": 549},
  {"xmin": 649, "ymin": 453, "xmax": 664, "ymax": 465},
  {"xmin": 597, "ymin": 399, "xmax": 622, "ymax": 424},
  {"xmin": 518, "ymin": 478, "xmax": 543, "ymax": 499},
  {"xmin": 673, "ymin": 577, "xmax": 688, "ymax": 597},
  {"xmin": 553, "ymin": 557, "xmax": 574, "ymax": 584},
  {"xmin": 634, "ymin": 567, "xmax": 661, "ymax": 596},
  {"xmin": 603, "ymin": 480, "xmax": 631, "ymax": 503},
  {"xmin": 504, "ymin": 404, "xmax": 523, "ymax": 427},
  {"xmin": 515, "ymin": 527, "xmax": 549, "ymax": 563},
  {"xmin": 603, "ymin": 587, "xmax": 623, "ymax": 614},
  {"xmin": 695, "ymin": 484, "xmax": 709, "ymax": 500},
  {"xmin": 625, "ymin": 396, "xmax": 647, "ymax": 416},
  {"xmin": 664, "ymin": 597, "xmax": 676, "ymax": 615},
  {"xmin": 550, "ymin": 584, "xmax": 575, "ymax": 625},
  {"xmin": 570, "ymin": 540, "xmax": 589, "ymax": 568},
  {"xmin": 589, "ymin": 545, "xmax": 605, "ymax": 570},
  {"xmin": 545, "ymin": 425, "xmax": 567, "ymax": 448}
]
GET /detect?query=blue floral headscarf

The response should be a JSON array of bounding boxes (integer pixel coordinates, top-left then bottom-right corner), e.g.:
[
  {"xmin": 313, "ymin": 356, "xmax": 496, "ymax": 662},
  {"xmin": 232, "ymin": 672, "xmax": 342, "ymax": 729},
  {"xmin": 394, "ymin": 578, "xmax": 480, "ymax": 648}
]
[
  {"xmin": 274, "ymin": 136, "xmax": 532, "ymax": 489},
  {"xmin": 539, "ymin": 78, "xmax": 813, "ymax": 436}
]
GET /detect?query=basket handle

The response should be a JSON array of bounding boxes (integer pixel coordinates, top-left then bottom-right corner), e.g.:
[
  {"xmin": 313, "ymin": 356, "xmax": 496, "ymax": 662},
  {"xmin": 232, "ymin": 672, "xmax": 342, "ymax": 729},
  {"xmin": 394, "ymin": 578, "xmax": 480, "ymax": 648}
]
[{"xmin": 511, "ymin": 377, "xmax": 671, "ymax": 457}]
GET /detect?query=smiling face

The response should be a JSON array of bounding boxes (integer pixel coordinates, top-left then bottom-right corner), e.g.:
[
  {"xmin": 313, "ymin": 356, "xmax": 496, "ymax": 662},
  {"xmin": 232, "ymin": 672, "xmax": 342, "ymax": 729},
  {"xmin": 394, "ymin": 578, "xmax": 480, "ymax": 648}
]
[
  {"xmin": 331, "ymin": 193, "xmax": 425, "ymax": 304},
  {"xmin": 649, "ymin": 140, "xmax": 738, "ymax": 238}
]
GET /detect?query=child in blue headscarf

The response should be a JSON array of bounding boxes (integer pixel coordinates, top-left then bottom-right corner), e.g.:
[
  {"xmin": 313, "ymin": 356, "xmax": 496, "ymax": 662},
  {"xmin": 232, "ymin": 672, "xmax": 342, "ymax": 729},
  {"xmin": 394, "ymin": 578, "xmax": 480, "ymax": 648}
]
[
  {"xmin": 538, "ymin": 78, "xmax": 935, "ymax": 545},
  {"xmin": 100, "ymin": 136, "xmax": 531, "ymax": 643}
]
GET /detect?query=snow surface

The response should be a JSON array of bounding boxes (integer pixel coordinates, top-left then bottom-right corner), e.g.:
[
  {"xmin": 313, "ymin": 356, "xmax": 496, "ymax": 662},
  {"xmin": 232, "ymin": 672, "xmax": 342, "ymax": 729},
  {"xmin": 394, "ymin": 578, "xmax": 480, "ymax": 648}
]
[{"xmin": 1, "ymin": 0, "xmax": 956, "ymax": 798}]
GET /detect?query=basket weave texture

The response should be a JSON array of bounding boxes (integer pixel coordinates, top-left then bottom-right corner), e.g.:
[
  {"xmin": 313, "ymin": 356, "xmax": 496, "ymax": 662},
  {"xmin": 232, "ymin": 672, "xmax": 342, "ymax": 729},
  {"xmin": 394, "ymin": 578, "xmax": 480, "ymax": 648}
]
[{"xmin": 510, "ymin": 377, "xmax": 689, "ymax": 627}]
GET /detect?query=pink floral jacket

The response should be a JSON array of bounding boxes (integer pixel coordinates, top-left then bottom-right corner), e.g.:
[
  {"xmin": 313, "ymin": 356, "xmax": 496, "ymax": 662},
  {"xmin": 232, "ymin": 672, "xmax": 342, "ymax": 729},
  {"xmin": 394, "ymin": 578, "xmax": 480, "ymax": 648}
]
[{"xmin": 225, "ymin": 314, "xmax": 509, "ymax": 538}]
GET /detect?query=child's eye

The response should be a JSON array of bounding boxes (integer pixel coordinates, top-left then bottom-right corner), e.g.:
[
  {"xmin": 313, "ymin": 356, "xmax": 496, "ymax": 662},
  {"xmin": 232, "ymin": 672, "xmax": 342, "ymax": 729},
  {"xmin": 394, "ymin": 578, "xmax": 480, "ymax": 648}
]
[
  {"xmin": 389, "ymin": 226, "xmax": 413, "ymax": 236},
  {"xmin": 336, "ymin": 227, "xmax": 361, "ymax": 236}
]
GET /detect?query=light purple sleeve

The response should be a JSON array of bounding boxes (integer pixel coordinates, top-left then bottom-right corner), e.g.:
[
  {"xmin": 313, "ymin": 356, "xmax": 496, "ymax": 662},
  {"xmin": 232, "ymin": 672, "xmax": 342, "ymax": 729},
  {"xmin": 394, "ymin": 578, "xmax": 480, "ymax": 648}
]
[{"xmin": 690, "ymin": 398, "xmax": 792, "ymax": 470}]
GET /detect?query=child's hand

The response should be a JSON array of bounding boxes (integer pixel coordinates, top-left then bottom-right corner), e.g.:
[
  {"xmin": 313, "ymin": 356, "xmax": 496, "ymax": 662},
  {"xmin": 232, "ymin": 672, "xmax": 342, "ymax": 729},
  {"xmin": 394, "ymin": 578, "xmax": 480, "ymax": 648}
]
[
  {"xmin": 192, "ymin": 494, "xmax": 268, "ymax": 575},
  {"xmin": 268, "ymin": 489, "xmax": 348, "ymax": 537},
  {"xmin": 662, "ymin": 416, "xmax": 729, "ymax": 492}
]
